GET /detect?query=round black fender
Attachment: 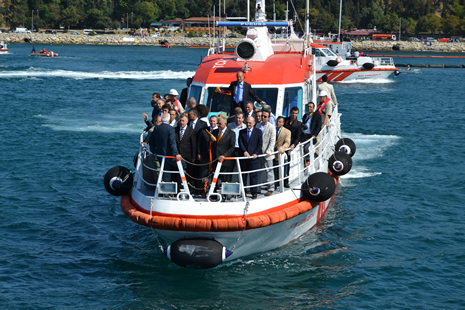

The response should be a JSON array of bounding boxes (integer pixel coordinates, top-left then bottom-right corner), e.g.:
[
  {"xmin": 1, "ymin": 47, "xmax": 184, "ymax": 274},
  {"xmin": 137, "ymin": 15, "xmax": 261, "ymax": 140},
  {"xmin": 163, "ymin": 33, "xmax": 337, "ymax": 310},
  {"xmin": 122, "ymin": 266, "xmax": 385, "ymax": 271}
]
[
  {"xmin": 327, "ymin": 59, "xmax": 338, "ymax": 67},
  {"xmin": 394, "ymin": 70, "xmax": 400, "ymax": 76},
  {"xmin": 302, "ymin": 172, "xmax": 336, "ymax": 202},
  {"xmin": 103, "ymin": 166, "xmax": 133, "ymax": 196},
  {"xmin": 335, "ymin": 138, "xmax": 356, "ymax": 157},
  {"xmin": 363, "ymin": 62, "xmax": 375, "ymax": 69},
  {"xmin": 133, "ymin": 151, "xmax": 139, "ymax": 168},
  {"xmin": 328, "ymin": 151, "xmax": 352, "ymax": 176},
  {"xmin": 166, "ymin": 239, "xmax": 232, "ymax": 269}
]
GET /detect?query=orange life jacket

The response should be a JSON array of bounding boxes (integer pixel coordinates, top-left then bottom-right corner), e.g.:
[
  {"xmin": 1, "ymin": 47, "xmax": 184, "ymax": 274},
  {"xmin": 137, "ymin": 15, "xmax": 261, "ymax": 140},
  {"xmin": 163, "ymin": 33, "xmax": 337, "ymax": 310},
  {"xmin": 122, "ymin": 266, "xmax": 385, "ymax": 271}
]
[{"xmin": 316, "ymin": 98, "xmax": 331, "ymax": 114}]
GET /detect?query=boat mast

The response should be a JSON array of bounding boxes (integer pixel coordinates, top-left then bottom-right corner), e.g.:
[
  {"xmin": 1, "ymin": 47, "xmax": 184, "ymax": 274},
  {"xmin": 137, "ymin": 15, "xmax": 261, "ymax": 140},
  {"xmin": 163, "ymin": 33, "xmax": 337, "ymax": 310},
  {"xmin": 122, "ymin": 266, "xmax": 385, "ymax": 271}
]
[
  {"xmin": 338, "ymin": 0, "xmax": 342, "ymax": 42},
  {"xmin": 305, "ymin": 0, "xmax": 309, "ymax": 45}
]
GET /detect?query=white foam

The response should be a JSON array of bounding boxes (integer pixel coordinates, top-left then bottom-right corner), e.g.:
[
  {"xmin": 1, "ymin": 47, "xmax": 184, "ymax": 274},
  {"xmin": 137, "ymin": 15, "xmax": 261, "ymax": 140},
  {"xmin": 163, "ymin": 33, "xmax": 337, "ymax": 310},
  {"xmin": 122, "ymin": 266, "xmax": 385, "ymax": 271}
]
[{"xmin": 0, "ymin": 68, "xmax": 196, "ymax": 80}]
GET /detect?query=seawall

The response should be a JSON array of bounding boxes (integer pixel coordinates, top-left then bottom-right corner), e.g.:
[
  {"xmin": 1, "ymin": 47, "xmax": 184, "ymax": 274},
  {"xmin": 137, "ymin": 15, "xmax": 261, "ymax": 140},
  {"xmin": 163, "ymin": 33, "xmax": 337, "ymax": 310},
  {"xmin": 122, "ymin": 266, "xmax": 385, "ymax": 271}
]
[{"xmin": 2, "ymin": 33, "xmax": 465, "ymax": 52}]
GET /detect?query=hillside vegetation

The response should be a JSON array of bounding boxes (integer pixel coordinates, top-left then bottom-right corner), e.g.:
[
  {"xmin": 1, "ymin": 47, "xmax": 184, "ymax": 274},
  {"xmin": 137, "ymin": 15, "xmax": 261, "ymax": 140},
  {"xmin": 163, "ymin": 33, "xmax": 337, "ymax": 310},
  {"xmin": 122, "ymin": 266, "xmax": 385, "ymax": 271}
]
[{"xmin": 1, "ymin": 0, "xmax": 464, "ymax": 36}]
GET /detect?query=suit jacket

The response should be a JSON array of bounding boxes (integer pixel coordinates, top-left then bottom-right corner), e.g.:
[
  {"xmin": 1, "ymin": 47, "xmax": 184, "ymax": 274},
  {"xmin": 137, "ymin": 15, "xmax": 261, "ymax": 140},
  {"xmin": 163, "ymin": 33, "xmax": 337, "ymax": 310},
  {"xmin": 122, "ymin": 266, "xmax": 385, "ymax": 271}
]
[
  {"xmin": 274, "ymin": 126, "xmax": 291, "ymax": 160},
  {"xmin": 175, "ymin": 125, "xmax": 197, "ymax": 161},
  {"xmin": 212, "ymin": 128, "xmax": 236, "ymax": 159},
  {"xmin": 197, "ymin": 127, "xmax": 215, "ymax": 160},
  {"xmin": 284, "ymin": 118, "xmax": 302, "ymax": 148},
  {"xmin": 238, "ymin": 128, "xmax": 263, "ymax": 157},
  {"xmin": 180, "ymin": 87, "xmax": 189, "ymax": 108},
  {"xmin": 149, "ymin": 123, "xmax": 178, "ymax": 157},
  {"xmin": 256, "ymin": 122, "xmax": 276, "ymax": 160},
  {"xmin": 317, "ymin": 82, "xmax": 338, "ymax": 105},
  {"xmin": 302, "ymin": 112, "xmax": 322, "ymax": 138},
  {"xmin": 228, "ymin": 81, "xmax": 261, "ymax": 111},
  {"xmin": 189, "ymin": 119, "xmax": 208, "ymax": 134}
]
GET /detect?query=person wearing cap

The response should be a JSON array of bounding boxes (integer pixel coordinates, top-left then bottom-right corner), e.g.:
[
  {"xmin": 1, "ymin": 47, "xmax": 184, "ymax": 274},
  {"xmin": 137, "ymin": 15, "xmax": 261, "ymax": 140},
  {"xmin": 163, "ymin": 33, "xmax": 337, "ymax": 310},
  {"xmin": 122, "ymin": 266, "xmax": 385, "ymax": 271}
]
[
  {"xmin": 169, "ymin": 89, "xmax": 185, "ymax": 114},
  {"xmin": 317, "ymin": 75, "xmax": 338, "ymax": 106},
  {"xmin": 316, "ymin": 90, "xmax": 333, "ymax": 128}
]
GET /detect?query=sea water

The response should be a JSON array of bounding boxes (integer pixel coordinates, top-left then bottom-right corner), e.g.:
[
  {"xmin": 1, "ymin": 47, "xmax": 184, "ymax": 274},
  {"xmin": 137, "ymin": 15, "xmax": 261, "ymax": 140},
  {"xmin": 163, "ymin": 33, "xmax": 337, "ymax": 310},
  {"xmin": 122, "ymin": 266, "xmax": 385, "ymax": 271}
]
[{"xmin": 1, "ymin": 44, "xmax": 464, "ymax": 309}]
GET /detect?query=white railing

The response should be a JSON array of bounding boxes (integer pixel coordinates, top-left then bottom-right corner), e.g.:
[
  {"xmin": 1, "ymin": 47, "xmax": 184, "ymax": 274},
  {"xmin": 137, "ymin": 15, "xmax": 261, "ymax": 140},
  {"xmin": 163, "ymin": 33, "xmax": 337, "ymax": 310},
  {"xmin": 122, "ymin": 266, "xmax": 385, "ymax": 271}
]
[{"xmin": 134, "ymin": 107, "xmax": 341, "ymax": 202}]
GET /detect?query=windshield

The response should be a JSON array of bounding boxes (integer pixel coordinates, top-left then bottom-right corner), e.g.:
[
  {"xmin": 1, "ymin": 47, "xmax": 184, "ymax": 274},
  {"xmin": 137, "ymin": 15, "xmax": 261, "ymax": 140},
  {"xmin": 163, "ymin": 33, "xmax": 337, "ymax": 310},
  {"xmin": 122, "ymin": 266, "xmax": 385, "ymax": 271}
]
[{"xmin": 205, "ymin": 87, "xmax": 279, "ymax": 116}]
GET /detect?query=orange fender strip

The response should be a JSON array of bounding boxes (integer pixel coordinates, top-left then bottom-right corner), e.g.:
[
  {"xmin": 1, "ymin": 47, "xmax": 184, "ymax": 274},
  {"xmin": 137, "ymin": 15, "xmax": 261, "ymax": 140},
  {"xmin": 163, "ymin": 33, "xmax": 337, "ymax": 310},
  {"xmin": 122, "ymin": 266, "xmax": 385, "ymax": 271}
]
[{"xmin": 120, "ymin": 175, "xmax": 337, "ymax": 232}]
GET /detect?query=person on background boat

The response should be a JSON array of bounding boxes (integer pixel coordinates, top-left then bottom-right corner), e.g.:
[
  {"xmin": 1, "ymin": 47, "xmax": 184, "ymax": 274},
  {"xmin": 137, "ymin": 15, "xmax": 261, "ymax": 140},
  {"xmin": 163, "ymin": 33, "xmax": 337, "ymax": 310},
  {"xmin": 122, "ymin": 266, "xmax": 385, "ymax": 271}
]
[
  {"xmin": 180, "ymin": 77, "xmax": 192, "ymax": 109},
  {"xmin": 317, "ymin": 75, "xmax": 338, "ymax": 106},
  {"xmin": 256, "ymin": 109, "xmax": 276, "ymax": 196},
  {"xmin": 283, "ymin": 107, "xmax": 302, "ymax": 188},
  {"xmin": 273, "ymin": 116, "xmax": 291, "ymax": 189},
  {"xmin": 169, "ymin": 89, "xmax": 185, "ymax": 114},
  {"xmin": 175, "ymin": 114, "xmax": 196, "ymax": 190},
  {"xmin": 148, "ymin": 113, "xmax": 182, "ymax": 183},
  {"xmin": 31, "ymin": 46, "xmax": 36, "ymax": 53},
  {"xmin": 169, "ymin": 109, "xmax": 178, "ymax": 127},
  {"xmin": 227, "ymin": 111, "xmax": 246, "ymax": 157},
  {"xmin": 316, "ymin": 90, "xmax": 333, "ymax": 128},
  {"xmin": 239, "ymin": 116, "xmax": 263, "ymax": 199},
  {"xmin": 228, "ymin": 71, "xmax": 265, "ymax": 112},
  {"xmin": 212, "ymin": 117, "xmax": 236, "ymax": 184}
]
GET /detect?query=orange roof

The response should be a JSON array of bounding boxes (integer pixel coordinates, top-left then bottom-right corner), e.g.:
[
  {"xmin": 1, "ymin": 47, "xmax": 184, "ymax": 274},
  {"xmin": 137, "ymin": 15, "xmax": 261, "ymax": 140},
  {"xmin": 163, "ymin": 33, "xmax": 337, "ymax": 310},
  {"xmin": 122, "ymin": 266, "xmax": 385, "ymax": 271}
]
[{"xmin": 193, "ymin": 52, "xmax": 313, "ymax": 86}]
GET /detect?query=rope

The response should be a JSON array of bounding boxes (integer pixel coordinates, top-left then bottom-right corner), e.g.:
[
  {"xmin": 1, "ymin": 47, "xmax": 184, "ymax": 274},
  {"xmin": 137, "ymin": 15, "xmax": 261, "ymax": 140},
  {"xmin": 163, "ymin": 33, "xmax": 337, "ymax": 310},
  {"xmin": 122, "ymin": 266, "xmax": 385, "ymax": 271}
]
[{"xmin": 230, "ymin": 202, "xmax": 249, "ymax": 253}]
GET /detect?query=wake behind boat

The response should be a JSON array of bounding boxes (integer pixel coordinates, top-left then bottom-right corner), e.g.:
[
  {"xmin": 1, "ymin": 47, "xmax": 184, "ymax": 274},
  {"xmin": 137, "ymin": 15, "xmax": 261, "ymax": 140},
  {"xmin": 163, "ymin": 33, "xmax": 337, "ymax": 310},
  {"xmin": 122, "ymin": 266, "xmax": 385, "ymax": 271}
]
[{"xmin": 104, "ymin": 0, "xmax": 356, "ymax": 269}]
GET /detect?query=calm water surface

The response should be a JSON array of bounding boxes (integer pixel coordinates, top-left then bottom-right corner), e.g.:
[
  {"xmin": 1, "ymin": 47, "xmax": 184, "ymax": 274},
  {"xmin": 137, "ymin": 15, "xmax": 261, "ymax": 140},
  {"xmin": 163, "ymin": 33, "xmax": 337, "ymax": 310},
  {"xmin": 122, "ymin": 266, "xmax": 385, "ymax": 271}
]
[{"xmin": 1, "ymin": 44, "xmax": 464, "ymax": 309}]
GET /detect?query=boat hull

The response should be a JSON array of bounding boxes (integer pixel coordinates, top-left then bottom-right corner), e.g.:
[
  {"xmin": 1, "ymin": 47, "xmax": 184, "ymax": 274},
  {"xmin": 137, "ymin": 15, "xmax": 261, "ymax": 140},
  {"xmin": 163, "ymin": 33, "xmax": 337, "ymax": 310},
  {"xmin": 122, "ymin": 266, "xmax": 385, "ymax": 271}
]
[{"xmin": 316, "ymin": 68, "xmax": 396, "ymax": 81}]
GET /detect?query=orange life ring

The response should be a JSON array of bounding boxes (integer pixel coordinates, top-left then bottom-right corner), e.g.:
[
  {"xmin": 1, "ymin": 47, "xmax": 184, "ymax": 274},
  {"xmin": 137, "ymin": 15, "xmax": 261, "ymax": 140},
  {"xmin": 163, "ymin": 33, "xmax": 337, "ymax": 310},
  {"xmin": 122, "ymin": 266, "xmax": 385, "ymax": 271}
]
[{"xmin": 337, "ymin": 57, "xmax": 342, "ymax": 63}]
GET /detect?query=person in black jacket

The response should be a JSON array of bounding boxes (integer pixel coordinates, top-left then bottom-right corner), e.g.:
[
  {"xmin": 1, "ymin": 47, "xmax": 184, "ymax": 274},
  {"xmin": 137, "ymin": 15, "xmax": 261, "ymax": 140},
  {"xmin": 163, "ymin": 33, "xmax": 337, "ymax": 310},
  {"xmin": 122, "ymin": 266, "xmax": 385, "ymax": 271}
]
[
  {"xmin": 283, "ymin": 107, "xmax": 301, "ymax": 187},
  {"xmin": 300, "ymin": 102, "xmax": 322, "ymax": 164},
  {"xmin": 175, "ymin": 114, "xmax": 196, "ymax": 190},
  {"xmin": 179, "ymin": 77, "xmax": 192, "ymax": 109},
  {"xmin": 228, "ymin": 71, "xmax": 265, "ymax": 112},
  {"xmin": 212, "ymin": 117, "xmax": 236, "ymax": 183}
]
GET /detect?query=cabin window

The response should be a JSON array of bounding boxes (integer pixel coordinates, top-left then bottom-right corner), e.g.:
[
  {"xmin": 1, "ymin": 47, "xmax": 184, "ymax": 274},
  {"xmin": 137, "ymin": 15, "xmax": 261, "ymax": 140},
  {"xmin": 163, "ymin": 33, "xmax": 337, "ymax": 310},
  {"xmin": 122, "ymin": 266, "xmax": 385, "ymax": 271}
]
[
  {"xmin": 252, "ymin": 88, "xmax": 279, "ymax": 114},
  {"xmin": 189, "ymin": 85, "xmax": 203, "ymax": 106},
  {"xmin": 283, "ymin": 87, "xmax": 303, "ymax": 118},
  {"xmin": 205, "ymin": 87, "xmax": 232, "ymax": 116}
]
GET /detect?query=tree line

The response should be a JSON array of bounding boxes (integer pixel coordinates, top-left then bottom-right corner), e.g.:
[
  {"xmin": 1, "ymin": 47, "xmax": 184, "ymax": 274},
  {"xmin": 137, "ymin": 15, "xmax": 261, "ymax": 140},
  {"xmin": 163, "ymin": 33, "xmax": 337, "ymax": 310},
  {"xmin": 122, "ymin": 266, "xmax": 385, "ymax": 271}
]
[{"xmin": 1, "ymin": 0, "xmax": 464, "ymax": 36}]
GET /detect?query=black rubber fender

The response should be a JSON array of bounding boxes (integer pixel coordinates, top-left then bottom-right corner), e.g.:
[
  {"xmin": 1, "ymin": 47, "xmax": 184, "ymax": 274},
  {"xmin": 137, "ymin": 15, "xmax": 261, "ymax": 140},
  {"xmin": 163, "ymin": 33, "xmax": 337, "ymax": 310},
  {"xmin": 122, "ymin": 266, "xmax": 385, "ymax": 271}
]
[
  {"xmin": 302, "ymin": 172, "xmax": 336, "ymax": 202},
  {"xmin": 104, "ymin": 166, "xmax": 133, "ymax": 196},
  {"xmin": 328, "ymin": 151, "xmax": 352, "ymax": 176},
  {"xmin": 335, "ymin": 138, "xmax": 356, "ymax": 157}
]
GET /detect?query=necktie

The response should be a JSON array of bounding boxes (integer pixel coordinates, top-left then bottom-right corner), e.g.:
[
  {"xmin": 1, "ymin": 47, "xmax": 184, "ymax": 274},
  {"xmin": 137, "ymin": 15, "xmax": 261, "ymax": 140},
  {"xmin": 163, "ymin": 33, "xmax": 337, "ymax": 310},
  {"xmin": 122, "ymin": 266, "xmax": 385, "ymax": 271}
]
[
  {"xmin": 218, "ymin": 130, "xmax": 223, "ymax": 142},
  {"xmin": 276, "ymin": 128, "xmax": 280, "ymax": 138},
  {"xmin": 191, "ymin": 122, "xmax": 195, "ymax": 129},
  {"xmin": 180, "ymin": 128, "xmax": 185, "ymax": 140}
]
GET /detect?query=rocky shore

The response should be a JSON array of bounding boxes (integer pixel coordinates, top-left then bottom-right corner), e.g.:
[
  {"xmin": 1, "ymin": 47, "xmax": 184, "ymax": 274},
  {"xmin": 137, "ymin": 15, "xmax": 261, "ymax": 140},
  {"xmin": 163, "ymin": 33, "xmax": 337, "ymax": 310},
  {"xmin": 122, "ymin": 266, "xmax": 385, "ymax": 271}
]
[{"xmin": 2, "ymin": 32, "xmax": 464, "ymax": 52}]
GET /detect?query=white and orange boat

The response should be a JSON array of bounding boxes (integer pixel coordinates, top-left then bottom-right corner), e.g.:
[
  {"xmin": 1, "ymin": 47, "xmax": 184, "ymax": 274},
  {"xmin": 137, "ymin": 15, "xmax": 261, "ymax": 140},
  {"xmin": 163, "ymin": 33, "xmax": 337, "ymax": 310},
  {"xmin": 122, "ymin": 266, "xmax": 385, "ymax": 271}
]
[
  {"xmin": 0, "ymin": 41, "xmax": 8, "ymax": 54},
  {"xmin": 104, "ymin": 0, "xmax": 356, "ymax": 269}
]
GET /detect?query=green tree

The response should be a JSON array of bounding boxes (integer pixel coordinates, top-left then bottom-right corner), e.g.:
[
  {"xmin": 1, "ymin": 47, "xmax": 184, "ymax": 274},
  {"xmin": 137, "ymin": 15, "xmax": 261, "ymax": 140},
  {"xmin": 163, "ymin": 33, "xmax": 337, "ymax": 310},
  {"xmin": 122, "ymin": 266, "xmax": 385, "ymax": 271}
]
[
  {"xmin": 61, "ymin": 6, "xmax": 80, "ymax": 29},
  {"xmin": 359, "ymin": 1, "xmax": 384, "ymax": 29},
  {"xmin": 404, "ymin": 17, "xmax": 417, "ymax": 36},
  {"xmin": 417, "ymin": 13, "xmax": 441, "ymax": 34},
  {"xmin": 383, "ymin": 12, "xmax": 399, "ymax": 32},
  {"xmin": 442, "ymin": 14, "xmax": 460, "ymax": 34},
  {"xmin": 134, "ymin": 2, "xmax": 159, "ymax": 26}
]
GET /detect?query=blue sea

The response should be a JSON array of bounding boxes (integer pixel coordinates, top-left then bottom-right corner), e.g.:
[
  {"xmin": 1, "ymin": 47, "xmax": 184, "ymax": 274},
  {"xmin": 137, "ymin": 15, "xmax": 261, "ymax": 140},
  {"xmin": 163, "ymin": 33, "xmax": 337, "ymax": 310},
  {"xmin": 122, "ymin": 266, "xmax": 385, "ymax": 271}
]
[{"xmin": 1, "ymin": 44, "xmax": 465, "ymax": 309}]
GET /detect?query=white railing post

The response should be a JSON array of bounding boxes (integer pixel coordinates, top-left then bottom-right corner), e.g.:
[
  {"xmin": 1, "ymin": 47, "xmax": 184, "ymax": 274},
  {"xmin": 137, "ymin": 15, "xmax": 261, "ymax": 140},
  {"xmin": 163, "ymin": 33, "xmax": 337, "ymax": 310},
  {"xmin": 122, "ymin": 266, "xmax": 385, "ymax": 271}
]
[{"xmin": 207, "ymin": 160, "xmax": 223, "ymax": 196}]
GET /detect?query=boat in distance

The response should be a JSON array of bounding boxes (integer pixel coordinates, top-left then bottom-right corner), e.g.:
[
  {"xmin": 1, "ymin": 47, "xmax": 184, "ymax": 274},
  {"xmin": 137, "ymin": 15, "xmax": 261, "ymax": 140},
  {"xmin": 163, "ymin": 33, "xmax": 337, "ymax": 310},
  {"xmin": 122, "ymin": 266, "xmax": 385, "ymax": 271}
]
[
  {"xmin": 0, "ymin": 41, "xmax": 8, "ymax": 54},
  {"xmin": 104, "ymin": 0, "xmax": 356, "ymax": 269}
]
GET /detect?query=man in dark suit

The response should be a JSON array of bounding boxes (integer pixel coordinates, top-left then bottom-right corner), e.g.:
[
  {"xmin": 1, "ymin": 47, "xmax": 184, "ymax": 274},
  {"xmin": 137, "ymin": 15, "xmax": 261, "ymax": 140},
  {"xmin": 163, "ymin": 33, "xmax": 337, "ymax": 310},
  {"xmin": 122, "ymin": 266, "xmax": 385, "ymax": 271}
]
[
  {"xmin": 238, "ymin": 116, "xmax": 263, "ymax": 199},
  {"xmin": 212, "ymin": 117, "xmax": 236, "ymax": 183},
  {"xmin": 300, "ymin": 102, "xmax": 322, "ymax": 164},
  {"xmin": 180, "ymin": 77, "xmax": 192, "ymax": 109},
  {"xmin": 188, "ymin": 108, "xmax": 208, "ymax": 134},
  {"xmin": 283, "ymin": 106, "xmax": 302, "ymax": 187},
  {"xmin": 149, "ymin": 113, "xmax": 182, "ymax": 182},
  {"xmin": 187, "ymin": 108, "xmax": 208, "ymax": 195},
  {"xmin": 228, "ymin": 71, "xmax": 265, "ymax": 112},
  {"xmin": 175, "ymin": 115, "xmax": 196, "ymax": 188}
]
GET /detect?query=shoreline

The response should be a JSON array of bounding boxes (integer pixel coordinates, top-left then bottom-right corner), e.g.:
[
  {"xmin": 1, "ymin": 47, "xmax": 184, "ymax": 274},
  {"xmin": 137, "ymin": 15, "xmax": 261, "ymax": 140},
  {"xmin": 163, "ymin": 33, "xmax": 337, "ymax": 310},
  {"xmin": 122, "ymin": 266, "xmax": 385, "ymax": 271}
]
[{"xmin": 2, "ymin": 33, "xmax": 465, "ymax": 52}]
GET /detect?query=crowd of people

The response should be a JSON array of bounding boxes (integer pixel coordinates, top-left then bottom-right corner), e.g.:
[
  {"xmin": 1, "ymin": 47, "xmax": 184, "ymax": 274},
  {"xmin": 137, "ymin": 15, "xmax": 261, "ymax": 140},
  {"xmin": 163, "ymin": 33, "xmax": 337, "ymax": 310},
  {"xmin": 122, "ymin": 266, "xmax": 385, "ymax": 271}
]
[{"xmin": 141, "ymin": 74, "xmax": 338, "ymax": 200}]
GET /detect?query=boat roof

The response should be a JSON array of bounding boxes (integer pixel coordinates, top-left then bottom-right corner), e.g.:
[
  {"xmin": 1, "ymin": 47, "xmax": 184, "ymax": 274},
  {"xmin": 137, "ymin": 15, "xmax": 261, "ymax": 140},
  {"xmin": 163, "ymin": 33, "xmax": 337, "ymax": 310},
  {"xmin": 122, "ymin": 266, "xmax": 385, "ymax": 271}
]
[{"xmin": 193, "ymin": 52, "xmax": 312, "ymax": 86}]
